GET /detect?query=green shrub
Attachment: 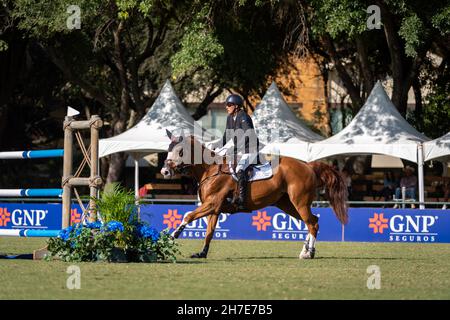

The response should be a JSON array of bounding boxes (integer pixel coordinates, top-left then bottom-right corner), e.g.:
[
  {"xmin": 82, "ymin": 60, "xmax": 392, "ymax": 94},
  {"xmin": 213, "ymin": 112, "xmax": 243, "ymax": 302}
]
[
  {"xmin": 47, "ymin": 184, "xmax": 179, "ymax": 262},
  {"xmin": 92, "ymin": 183, "xmax": 140, "ymax": 225},
  {"xmin": 47, "ymin": 222, "xmax": 179, "ymax": 263}
]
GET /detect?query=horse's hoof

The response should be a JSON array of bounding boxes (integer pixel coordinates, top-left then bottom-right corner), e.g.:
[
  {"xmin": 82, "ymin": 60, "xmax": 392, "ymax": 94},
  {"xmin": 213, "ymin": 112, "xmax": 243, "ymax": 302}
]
[
  {"xmin": 299, "ymin": 250, "xmax": 315, "ymax": 259},
  {"xmin": 170, "ymin": 230, "xmax": 180, "ymax": 239},
  {"xmin": 191, "ymin": 252, "xmax": 207, "ymax": 259}
]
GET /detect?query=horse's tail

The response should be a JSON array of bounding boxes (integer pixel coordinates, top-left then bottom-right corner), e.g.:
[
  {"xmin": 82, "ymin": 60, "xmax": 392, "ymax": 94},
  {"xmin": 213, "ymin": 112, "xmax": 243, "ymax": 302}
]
[{"xmin": 309, "ymin": 161, "xmax": 349, "ymax": 225}]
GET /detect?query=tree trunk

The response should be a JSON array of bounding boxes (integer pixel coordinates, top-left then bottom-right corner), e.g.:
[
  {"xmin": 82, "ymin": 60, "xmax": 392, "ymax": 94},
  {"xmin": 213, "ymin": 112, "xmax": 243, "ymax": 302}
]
[
  {"xmin": 106, "ymin": 152, "xmax": 127, "ymax": 184},
  {"xmin": 105, "ymin": 118, "xmax": 127, "ymax": 184},
  {"xmin": 377, "ymin": 0, "xmax": 407, "ymax": 115},
  {"xmin": 105, "ymin": 21, "xmax": 131, "ymax": 184},
  {"xmin": 356, "ymin": 36, "xmax": 374, "ymax": 99},
  {"xmin": 413, "ymin": 79, "xmax": 423, "ymax": 130},
  {"xmin": 192, "ymin": 86, "xmax": 223, "ymax": 120},
  {"xmin": 322, "ymin": 35, "xmax": 363, "ymax": 112}
]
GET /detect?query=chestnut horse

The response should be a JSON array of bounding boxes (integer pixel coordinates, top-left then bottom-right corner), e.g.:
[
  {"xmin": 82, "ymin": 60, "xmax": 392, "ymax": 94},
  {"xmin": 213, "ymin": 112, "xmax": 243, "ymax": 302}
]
[{"xmin": 161, "ymin": 132, "xmax": 348, "ymax": 259}]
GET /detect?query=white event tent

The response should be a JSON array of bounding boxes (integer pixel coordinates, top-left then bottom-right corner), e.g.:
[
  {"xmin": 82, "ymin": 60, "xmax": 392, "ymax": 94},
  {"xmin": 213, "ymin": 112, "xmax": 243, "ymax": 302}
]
[
  {"xmin": 99, "ymin": 80, "xmax": 215, "ymax": 196},
  {"xmin": 423, "ymin": 132, "xmax": 450, "ymax": 162},
  {"xmin": 309, "ymin": 81, "xmax": 431, "ymax": 207},
  {"xmin": 252, "ymin": 82, "xmax": 324, "ymax": 161}
]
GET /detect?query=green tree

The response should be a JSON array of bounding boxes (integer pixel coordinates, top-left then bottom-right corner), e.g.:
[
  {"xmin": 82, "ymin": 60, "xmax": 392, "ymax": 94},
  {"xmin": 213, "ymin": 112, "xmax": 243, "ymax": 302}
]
[
  {"xmin": 6, "ymin": 0, "xmax": 193, "ymax": 183},
  {"xmin": 408, "ymin": 62, "xmax": 450, "ymax": 139},
  {"xmin": 2, "ymin": 0, "xmax": 306, "ymax": 184},
  {"xmin": 302, "ymin": 0, "xmax": 449, "ymax": 116},
  {"xmin": 170, "ymin": 0, "xmax": 307, "ymax": 117}
]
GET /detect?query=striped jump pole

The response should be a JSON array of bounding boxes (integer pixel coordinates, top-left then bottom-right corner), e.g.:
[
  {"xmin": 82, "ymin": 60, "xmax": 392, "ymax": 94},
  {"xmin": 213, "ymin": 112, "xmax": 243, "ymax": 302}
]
[
  {"xmin": 0, "ymin": 189, "xmax": 63, "ymax": 197},
  {"xmin": 0, "ymin": 149, "xmax": 64, "ymax": 159},
  {"xmin": 0, "ymin": 114, "xmax": 103, "ymax": 234},
  {"xmin": 0, "ymin": 229, "xmax": 61, "ymax": 237},
  {"xmin": 0, "ymin": 149, "xmax": 64, "ymax": 199}
]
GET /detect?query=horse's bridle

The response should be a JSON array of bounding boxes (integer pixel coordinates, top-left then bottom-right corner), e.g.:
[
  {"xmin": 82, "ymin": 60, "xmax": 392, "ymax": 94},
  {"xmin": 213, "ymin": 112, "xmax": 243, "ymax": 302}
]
[
  {"xmin": 166, "ymin": 159, "xmax": 232, "ymax": 188},
  {"xmin": 164, "ymin": 159, "xmax": 191, "ymax": 175}
]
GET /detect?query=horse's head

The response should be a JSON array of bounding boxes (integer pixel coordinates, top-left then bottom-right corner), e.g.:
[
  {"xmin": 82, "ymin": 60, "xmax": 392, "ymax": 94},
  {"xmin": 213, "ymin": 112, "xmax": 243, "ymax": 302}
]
[{"xmin": 160, "ymin": 129, "xmax": 192, "ymax": 179}]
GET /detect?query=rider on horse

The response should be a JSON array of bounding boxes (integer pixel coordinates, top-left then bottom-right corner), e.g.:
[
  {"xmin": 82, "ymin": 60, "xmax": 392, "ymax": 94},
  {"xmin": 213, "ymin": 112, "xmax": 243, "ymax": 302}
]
[{"xmin": 211, "ymin": 94, "xmax": 260, "ymax": 210}]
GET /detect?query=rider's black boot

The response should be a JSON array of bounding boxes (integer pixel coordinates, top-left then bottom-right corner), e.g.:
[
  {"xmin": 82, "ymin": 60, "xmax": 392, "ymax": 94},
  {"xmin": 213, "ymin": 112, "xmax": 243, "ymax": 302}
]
[{"xmin": 233, "ymin": 170, "xmax": 247, "ymax": 211}]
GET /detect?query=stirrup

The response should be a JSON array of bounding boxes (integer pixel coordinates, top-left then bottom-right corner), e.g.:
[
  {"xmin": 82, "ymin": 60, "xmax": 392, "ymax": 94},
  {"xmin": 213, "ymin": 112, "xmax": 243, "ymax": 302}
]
[
  {"xmin": 236, "ymin": 202, "xmax": 246, "ymax": 210},
  {"xmin": 226, "ymin": 197, "xmax": 235, "ymax": 205}
]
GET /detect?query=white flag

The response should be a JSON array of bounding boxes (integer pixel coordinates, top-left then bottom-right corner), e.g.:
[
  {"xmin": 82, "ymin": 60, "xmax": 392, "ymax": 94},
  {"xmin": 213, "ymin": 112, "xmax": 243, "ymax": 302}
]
[{"xmin": 67, "ymin": 106, "xmax": 80, "ymax": 117}]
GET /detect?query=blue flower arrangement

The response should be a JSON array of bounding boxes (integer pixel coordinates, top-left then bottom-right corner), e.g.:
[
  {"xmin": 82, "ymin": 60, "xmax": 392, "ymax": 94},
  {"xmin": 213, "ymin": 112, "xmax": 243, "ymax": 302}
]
[
  {"xmin": 103, "ymin": 221, "xmax": 124, "ymax": 233},
  {"xmin": 85, "ymin": 221, "xmax": 102, "ymax": 229},
  {"xmin": 47, "ymin": 185, "xmax": 178, "ymax": 262},
  {"xmin": 137, "ymin": 225, "xmax": 160, "ymax": 242},
  {"xmin": 48, "ymin": 220, "xmax": 178, "ymax": 263}
]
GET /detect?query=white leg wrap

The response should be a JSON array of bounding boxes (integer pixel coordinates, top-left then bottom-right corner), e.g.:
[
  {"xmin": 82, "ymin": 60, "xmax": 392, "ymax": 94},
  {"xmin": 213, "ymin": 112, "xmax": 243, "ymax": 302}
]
[
  {"xmin": 171, "ymin": 222, "xmax": 187, "ymax": 238},
  {"xmin": 299, "ymin": 233, "xmax": 316, "ymax": 259},
  {"xmin": 308, "ymin": 234, "xmax": 316, "ymax": 250},
  {"xmin": 300, "ymin": 234, "xmax": 310, "ymax": 256}
]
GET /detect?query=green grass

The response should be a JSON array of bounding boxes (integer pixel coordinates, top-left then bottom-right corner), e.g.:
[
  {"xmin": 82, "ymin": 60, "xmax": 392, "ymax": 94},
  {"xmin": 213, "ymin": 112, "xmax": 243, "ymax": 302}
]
[{"xmin": 1, "ymin": 238, "xmax": 450, "ymax": 300}]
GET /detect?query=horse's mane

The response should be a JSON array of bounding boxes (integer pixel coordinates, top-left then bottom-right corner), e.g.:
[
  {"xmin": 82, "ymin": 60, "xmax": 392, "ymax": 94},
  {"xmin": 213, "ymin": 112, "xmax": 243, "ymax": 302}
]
[{"xmin": 185, "ymin": 135, "xmax": 226, "ymax": 163}]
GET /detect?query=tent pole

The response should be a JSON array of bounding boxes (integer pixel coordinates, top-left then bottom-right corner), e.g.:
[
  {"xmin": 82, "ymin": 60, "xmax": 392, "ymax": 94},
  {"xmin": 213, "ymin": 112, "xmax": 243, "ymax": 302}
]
[
  {"xmin": 134, "ymin": 158, "xmax": 139, "ymax": 200},
  {"xmin": 418, "ymin": 143, "xmax": 425, "ymax": 209}
]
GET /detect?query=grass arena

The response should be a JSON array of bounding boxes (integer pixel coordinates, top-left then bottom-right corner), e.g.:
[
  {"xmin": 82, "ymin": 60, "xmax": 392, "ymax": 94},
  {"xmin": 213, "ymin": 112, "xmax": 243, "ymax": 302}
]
[
  {"xmin": 1, "ymin": 238, "xmax": 450, "ymax": 300},
  {"xmin": 0, "ymin": 112, "xmax": 449, "ymax": 300}
]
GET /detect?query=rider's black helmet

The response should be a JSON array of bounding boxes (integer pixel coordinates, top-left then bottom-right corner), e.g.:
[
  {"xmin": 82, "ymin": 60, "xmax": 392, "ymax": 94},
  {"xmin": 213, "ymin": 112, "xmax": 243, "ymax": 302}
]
[{"xmin": 225, "ymin": 94, "xmax": 244, "ymax": 107}]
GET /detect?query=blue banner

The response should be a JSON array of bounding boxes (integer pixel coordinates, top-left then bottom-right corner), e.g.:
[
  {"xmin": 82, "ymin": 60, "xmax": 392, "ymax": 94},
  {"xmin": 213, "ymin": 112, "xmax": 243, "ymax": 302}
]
[
  {"xmin": 141, "ymin": 205, "xmax": 342, "ymax": 241},
  {"xmin": 1, "ymin": 202, "xmax": 450, "ymax": 243},
  {"xmin": 0, "ymin": 203, "xmax": 84, "ymax": 230},
  {"xmin": 344, "ymin": 208, "xmax": 450, "ymax": 243},
  {"xmin": 140, "ymin": 205, "xmax": 450, "ymax": 243}
]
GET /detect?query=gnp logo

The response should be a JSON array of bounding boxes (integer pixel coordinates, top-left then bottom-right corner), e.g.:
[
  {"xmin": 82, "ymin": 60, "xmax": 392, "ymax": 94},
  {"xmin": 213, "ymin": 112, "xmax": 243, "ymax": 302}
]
[
  {"xmin": 0, "ymin": 208, "xmax": 11, "ymax": 227},
  {"xmin": 0, "ymin": 206, "xmax": 48, "ymax": 228},
  {"xmin": 71, "ymin": 208, "xmax": 82, "ymax": 224},
  {"xmin": 252, "ymin": 210, "xmax": 313, "ymax": 240},
  {"xmin": 162, "ymin": 209, "xmax": 230, "ymax": 239},
  {"xmin": 369, "ymin": 212, "xmax": 438, "ymax": 242}
]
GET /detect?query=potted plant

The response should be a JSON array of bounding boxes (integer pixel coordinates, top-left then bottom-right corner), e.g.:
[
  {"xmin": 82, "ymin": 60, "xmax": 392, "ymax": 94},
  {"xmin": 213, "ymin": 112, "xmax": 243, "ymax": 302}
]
[{"xmin": 46, "ymin": 184, "xmax": 179, "ymax": 262}]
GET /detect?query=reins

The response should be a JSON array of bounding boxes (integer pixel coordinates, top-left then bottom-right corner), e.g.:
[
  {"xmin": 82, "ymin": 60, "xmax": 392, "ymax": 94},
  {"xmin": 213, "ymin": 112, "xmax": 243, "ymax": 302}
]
[
  {"xmin": 197, "ymin": 164, "xmax": 232, "ymax": 187},
  {"xmin": 166, "ymin": 139, "xmax": 232, "ymax": 187}
]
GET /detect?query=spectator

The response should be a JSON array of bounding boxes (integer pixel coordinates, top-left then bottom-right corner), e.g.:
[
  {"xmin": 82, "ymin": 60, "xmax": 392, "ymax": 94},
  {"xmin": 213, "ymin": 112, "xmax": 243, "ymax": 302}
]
[
  {"xmin": 377, "ymin": 171, "xmax": 397, "ymax": 201},
  {"xmin": 393, "ymin": 166, "xmax": 417, "ymax": 208}
]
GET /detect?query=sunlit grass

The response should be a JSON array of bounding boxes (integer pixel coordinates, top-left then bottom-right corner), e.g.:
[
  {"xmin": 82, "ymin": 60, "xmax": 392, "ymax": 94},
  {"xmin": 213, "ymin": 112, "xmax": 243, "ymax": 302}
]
[{"xmin": 1, "ymin": 238, "xmax": 449, "ymax": 299}]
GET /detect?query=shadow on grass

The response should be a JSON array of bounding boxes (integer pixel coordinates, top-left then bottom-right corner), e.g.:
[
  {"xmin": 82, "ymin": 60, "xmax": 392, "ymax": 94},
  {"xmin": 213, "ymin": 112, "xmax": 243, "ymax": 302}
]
[
  {"xmin": 315, "ymin": 256, "xmax": 412, "ymax": 260},
  {"xmin": 223, "ymin": 256, "xmax": 298, "ymax": 261},
  {"xmin": 206, "ymin": 256, "xmax": 415, "ymax": 261}
]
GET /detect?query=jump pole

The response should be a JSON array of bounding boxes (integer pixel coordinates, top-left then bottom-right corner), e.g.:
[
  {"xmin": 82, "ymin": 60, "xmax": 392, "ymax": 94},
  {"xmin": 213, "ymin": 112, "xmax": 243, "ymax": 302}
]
[
  {"xmin": 0, "ymin": 189, "xmax": 62, "ymax": 197},
  {"xmin": 0, "ymin": 229, "xmax": 61, "ymax": 237},
  {"xmin": 0, "ymin": 149, "xmax": 64, "ymax": 159}
]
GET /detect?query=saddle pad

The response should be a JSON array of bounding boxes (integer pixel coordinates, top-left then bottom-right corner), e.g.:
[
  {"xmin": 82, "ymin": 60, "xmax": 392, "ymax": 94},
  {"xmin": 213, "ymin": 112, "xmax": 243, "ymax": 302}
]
[{"xmin": 231, "ymin": 162, "xmax": 273, "ymax": 182}]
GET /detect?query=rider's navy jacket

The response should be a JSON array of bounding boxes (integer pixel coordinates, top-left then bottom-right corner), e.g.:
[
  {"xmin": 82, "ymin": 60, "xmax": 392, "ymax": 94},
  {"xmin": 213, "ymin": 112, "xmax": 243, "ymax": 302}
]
[{"xmin": 222, "ymin": 109, "xmax": 260, "ymax": 155}]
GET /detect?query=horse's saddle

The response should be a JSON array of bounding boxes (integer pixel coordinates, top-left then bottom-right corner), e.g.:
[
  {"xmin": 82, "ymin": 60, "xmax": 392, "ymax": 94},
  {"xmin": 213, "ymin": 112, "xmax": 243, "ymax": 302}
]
[{"xmin": 230, "ymin": 161, "xmax": 273, "ymax": 182}]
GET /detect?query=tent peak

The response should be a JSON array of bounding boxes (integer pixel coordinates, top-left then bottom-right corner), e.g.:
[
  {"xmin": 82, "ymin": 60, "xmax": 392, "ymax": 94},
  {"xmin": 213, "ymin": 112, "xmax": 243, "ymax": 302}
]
[{"xmin": 252, "ymin": 82, "xmax": 323, "ymax": 144}]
